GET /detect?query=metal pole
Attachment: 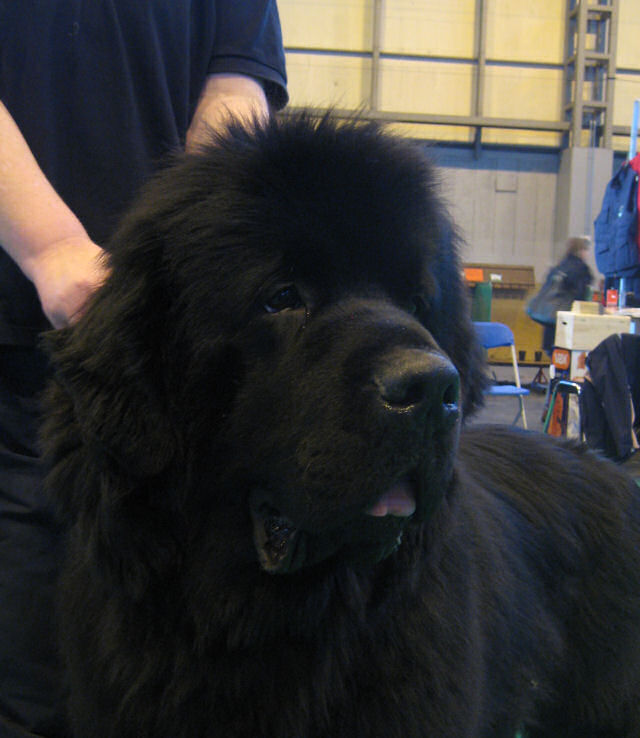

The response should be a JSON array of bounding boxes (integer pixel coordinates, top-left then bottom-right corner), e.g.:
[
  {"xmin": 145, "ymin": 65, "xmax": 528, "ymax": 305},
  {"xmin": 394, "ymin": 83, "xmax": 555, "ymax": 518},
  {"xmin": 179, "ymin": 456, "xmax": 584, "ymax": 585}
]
[
  {"xmin": 604, "ymin": 0, "xmax": 619, "ymax": 149},
  {"xmin": 473, "ymin": 0, "xmax": 488, "ymax": 154},
  {"xmin": 573, "ymin": 0, "xmax": 587, "ymax": 147},
  {"xmin": 629, "ymin": 99, "xmax": 639, "ymax": 160},
  {"xmin": 370, "ymin": 0, "xmax": 384, "ymax": 112}
]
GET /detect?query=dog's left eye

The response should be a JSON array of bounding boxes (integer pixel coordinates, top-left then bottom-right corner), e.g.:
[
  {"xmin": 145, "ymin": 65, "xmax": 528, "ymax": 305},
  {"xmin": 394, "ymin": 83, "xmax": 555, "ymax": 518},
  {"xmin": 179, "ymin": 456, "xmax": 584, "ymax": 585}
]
[
  {"xmin": 264, "ymin": 285, "xmax": 304, "ymax": 314},
  {"xmin": 409, "ymin": 295, "xmax": 429, "ymax": 319}
]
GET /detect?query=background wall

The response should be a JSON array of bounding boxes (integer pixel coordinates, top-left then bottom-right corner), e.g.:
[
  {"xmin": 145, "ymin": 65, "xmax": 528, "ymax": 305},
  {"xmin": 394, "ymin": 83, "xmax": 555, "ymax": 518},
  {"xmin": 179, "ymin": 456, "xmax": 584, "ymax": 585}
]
[
  {"xmin": 278, "ymin": 0, "xmax": 640, "ymax": 282},
  {"xmin": 433, "ymin": 148, "xmax": 558, "ymax": 274}
]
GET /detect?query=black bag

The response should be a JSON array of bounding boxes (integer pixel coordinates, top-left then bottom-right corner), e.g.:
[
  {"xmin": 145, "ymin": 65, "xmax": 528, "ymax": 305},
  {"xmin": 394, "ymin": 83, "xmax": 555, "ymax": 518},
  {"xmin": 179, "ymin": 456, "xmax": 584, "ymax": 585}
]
[{"xmin": 525, "ymin": 269, "xmax": 572, "ymax": 326}]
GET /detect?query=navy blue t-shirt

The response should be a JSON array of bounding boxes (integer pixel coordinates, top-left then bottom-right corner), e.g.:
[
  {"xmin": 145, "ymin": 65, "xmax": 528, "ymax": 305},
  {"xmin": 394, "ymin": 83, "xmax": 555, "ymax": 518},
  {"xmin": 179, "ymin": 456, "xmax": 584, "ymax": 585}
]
[
  {"xmin": 0, "ymin": 5, "xmax": 285, "ymax": 736},
  {"xmin": 0, "ymin": 0, "xmax": 288, "ymax": 344}
]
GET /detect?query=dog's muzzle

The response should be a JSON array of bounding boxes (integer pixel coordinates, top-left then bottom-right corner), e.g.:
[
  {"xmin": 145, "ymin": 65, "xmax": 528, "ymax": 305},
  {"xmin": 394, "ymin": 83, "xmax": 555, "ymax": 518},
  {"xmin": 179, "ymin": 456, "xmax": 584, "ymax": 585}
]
[{"xmin": 250, "ymin": 347, "xmax": 460, "ymax": 574}]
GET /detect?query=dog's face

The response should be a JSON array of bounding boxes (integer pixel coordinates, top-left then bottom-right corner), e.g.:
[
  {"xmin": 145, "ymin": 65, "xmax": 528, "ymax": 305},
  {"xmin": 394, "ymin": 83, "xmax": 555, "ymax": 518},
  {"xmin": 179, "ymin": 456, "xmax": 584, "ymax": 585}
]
[
  {"xmin": 223, "ymin": 276, "xmax": 462, "ymax": 575},
  {"xmin": 45, "ymin": 116, "xmax": 486, "ymax": 580}
]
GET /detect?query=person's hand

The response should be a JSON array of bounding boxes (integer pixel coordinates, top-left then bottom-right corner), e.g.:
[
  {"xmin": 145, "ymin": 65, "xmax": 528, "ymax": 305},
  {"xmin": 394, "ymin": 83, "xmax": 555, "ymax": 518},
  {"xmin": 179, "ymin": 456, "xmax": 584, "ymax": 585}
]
[{"xmin": 24, "ymin": 236, "xmax": 109, "ymax": 328}]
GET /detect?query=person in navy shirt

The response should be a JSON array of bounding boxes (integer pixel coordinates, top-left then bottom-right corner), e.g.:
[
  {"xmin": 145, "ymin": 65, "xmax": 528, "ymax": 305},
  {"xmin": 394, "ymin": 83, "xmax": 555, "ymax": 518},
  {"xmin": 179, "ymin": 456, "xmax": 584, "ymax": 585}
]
[{"xmin": 0, "ymin": 3, "xmax": 287, "ymax": 735}]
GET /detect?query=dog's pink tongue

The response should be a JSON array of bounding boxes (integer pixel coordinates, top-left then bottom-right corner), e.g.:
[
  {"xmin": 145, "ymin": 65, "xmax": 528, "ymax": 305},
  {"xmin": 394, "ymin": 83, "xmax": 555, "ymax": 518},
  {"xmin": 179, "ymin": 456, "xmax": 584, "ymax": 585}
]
[{"xmin": 367, "ymin": 480, "xmax": 416, "ymax": 518}]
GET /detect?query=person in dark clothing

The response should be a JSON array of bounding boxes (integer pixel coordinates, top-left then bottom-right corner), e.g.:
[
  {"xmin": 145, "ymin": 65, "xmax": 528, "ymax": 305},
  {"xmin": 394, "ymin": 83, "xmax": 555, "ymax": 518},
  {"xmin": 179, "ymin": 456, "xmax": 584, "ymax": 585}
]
[
  {"xmin": 541, "ymin": 236, "xmax": 594, "ymax": 355},
  {"xmin": 0, "ymin": 4, "xmax": 287, "ymax": 736}
]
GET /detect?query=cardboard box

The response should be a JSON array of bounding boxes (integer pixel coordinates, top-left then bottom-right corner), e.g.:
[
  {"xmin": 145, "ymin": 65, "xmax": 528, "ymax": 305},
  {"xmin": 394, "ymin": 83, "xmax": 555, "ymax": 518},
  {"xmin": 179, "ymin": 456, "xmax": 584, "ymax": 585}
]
[
  {"xmin": 551, "ymin": 347, "xmax": 589, "ymax": 381},
  {"xmin": 554, "ymin": 311, "xmax": 631, "ymax": 351},
  {"xmin": 570, "ymin": 300, "xmax": 601, "ymax": 315}
]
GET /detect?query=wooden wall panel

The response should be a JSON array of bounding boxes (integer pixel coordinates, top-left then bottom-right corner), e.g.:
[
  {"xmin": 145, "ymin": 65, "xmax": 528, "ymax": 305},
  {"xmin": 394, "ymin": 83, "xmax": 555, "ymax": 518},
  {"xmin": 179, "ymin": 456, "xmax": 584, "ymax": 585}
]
[
  {"xmin": 517, "ymin": 169, "xmax": 557, "ymax": 278},
  {"xmin": 617, "ymin": 2, "xmax": 640, "ymax": 69},
  {"xmin": 483, "ymin": 67, "xmax": 563, "ymax": 121},
  {"xmin": 614, "ymin": 73, "xmax": 640, "ymax": 130},
  {"xmin": 513, "ymin": 172, "xmax": 537, "ymax": 258},
  {"xmin": 473, "ymin": 167, "xmax": 499, "ymax": 259},
  {"xmin": 378, "ymin": 59, "xmax": 474, "ymax": 116},
  {"xmin": 494, "ymin": 189, "xmax": 518, "ymax": 256},
  {"xmin": 485, "ymin": 0, "xmax": 565, "ymax": 63},
  {"xmin": 278, "ymin": 0, "xmax": 371, "ymax": 51},
  {"xmin": 279, "ymin": 1, "xmax": 640, "ymax": 152},
  {"xmin": 285, "ymin": 53, "xmax": 370, "ymax": 109},
  {"xmin": 532, "ymin": 172, "xmax": 558, "ymax": 277},
  {"xmin": 437, "ymin": 161, "xmax": 558, "ymax": 281},
  {"xmin": 381, "ymin": 0, "xmax": 475, "ymax": 57},
  {"xmin": 437, "ymin": 169, "xmax": 474, "ymax": 257}
]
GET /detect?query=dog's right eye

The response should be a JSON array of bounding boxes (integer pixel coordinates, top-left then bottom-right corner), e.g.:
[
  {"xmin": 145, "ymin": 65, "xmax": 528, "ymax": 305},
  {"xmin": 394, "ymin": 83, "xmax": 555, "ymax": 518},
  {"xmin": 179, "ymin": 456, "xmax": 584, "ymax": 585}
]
[{"xmin": 264, "ymin": 285, "xmax": 304, "ymax": 314}]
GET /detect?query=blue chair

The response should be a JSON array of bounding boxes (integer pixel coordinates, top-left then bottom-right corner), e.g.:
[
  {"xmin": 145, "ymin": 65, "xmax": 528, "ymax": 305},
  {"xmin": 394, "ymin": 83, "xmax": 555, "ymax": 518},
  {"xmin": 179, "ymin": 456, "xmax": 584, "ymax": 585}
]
[{"xmin": 474, "ymin": 321, "xmax": 530, "ymax": 429}]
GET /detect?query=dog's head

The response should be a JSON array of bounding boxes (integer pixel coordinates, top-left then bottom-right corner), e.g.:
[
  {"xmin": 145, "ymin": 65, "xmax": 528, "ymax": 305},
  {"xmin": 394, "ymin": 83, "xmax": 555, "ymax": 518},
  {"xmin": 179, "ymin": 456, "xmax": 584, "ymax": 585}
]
[{"xmin": 43, "ymin": 115, "xmax": 486, "ymax": 583}]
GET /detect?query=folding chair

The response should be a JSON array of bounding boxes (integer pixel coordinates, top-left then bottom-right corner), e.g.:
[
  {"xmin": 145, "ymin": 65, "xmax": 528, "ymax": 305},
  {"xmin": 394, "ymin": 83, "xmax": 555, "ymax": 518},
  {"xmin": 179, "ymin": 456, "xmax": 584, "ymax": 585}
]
[
  {"xmin": 543, "ymin": 379, "xmax": 582, "ymax": 438},
  {"xmin": 473, "ymin": 321, "xmax": 530, "ymax": 429}
]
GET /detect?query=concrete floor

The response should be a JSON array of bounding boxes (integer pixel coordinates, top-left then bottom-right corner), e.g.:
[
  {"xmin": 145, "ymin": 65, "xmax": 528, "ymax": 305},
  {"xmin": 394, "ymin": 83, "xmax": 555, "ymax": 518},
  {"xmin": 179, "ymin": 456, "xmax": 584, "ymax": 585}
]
[{"xmin": 467, "ymin": 363, "xmax": 549, "ymax": 432}]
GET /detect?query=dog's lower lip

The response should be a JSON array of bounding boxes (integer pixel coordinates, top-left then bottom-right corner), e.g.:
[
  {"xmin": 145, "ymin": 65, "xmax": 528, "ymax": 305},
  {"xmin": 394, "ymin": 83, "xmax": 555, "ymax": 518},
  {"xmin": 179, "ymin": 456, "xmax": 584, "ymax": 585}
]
[
  {"xmin": 264, "ymin": 516, "xmax": 296, "ymax": 555},
  {"xmin": 250, "ymin": 498, "xmax": 300, "ymax": 573}
]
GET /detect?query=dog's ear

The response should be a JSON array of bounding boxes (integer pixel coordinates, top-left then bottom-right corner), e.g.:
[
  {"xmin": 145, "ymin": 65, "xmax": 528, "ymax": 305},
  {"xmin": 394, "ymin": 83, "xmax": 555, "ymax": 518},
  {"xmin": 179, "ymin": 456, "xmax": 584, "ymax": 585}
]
[
  {"xmin": 453, "ymin": 319, "xmax": 488, "ymax": 418},
  {"xmin": 40, "ymin": 261, "xmax": 187, "ymax": 601},
  {"xmin": 429, "ymin": 214, "xmax": 488, "ymax": 418},
  {"xmin": 437, "ymin": 282, "xmax": 488, "ymax": 418},
  {"xmin": 41, "ymin": 264, "xmax": 177, "ymax": 515}
]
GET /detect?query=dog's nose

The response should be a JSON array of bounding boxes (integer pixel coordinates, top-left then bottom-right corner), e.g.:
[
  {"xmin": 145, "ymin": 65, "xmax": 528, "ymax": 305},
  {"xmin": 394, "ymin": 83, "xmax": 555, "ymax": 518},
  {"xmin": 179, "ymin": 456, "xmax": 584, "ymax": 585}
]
[{"xmin": 373, "ymin": 349, "xmax": 459, "ymax": 423}]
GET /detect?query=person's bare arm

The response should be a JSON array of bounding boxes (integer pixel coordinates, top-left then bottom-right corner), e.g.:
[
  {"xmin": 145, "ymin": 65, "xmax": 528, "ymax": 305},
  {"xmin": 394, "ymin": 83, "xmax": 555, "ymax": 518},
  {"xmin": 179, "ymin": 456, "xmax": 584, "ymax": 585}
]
[
  {"xmin": 186, "ymin": 73, "xmax": 270, "ymax": 151},
  {"xmin": 0, "ymin": 101, "xmax": 107, "ymax": 328},
  {"xmin": 0, "ymin": 75, "xmax": 267, "ymax": 325}
]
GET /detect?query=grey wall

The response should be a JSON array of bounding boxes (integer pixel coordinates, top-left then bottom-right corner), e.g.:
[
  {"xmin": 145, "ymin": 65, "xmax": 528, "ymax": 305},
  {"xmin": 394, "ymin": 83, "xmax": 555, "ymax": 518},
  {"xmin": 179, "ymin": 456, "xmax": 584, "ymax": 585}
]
[
  {"xmin": 553, "ymin": 146, "xmax": 614, "ymax": 277},
  {"xmin": 428, "ymin": 144, "xmax": 614, "ymax": 282}
]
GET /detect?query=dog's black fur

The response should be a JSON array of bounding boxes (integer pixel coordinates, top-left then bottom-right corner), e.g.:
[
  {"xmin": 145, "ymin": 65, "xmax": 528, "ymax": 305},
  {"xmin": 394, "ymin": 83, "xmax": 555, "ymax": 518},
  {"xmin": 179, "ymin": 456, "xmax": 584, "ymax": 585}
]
[{"xmin": 42, "ymin": 115, "xmax": 640, "ymax": 737}]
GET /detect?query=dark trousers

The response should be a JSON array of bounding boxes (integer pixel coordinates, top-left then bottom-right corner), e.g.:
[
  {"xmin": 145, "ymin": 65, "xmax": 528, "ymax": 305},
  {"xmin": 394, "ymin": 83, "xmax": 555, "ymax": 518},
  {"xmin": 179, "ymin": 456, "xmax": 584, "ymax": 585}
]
[{"xmin": 0, "ymin": 346, "xmax": 69, "ymax": 738}]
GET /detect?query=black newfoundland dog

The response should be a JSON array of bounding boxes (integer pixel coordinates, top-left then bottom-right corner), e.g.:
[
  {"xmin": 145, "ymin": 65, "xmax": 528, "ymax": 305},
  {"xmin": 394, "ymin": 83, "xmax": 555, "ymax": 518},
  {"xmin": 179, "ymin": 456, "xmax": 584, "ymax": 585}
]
[{"xmin": 42, "ymin": 115, "xmax": 640, "ymax": 737}]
